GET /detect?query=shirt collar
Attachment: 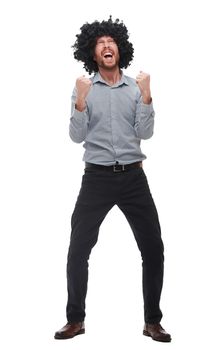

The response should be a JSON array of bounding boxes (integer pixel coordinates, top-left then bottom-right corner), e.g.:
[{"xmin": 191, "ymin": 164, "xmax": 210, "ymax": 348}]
[{"xmin": 92, "ymin": 71, "xmax": 129, "ymax": 87}]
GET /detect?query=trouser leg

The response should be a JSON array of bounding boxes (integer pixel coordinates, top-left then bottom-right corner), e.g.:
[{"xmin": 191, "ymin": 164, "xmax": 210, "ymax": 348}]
[
  {"xmin": 66, "ymin": 172, "xmax": 114, "ymax": 322},
  {"xmin": 118, "ymin": 168, "xmax": 164, "ymax": 324}
]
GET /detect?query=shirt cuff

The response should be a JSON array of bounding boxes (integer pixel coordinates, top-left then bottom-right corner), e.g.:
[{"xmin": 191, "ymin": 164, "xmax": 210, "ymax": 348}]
[
  {"xmin": 140, "ymin": 100, "xmax": 154, "ymax": 114},
  {"xmin": 73, "ymin": 109, "xmax": 87, "ymax": 121}
]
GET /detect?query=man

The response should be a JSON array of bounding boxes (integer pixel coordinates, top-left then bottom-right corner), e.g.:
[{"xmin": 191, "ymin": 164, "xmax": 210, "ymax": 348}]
[{"xmin": 54, "ymin": 16, "xmax": 171, "ymax": 342}]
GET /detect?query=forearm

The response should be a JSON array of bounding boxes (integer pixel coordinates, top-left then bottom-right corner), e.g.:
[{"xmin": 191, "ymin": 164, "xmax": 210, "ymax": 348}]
[
  {"xmin": 69, "ymin": 91, "xmax": 88, "ymax": 143},
  {"xmin": 69, "ymin": 111, "xmax": 88, "ymax": 143},
  {"xmin": 134, "ymin": 100, "xmax": 155, "ymax": 139}
]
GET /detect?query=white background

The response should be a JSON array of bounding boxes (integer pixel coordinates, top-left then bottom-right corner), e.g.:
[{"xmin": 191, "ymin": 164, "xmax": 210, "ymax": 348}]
[{"xmin": 0, "ymin": 0, "xmax": 220, "ymax": 349}]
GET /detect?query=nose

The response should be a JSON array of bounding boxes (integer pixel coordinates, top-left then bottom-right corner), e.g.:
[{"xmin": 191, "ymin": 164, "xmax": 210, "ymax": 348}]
[{"xmin": 103, "ymin": 41, "xmax": 110, "ymax": 48}]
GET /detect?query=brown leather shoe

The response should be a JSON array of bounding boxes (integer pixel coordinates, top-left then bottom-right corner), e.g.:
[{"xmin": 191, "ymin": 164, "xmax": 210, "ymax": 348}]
[
  {"xmin": 143, "ymin": 323, "xmax": 171, "ymax": 342},
  {"xmin": 54, "ymin": 322, "xmax": 85, "ymax": 340}
]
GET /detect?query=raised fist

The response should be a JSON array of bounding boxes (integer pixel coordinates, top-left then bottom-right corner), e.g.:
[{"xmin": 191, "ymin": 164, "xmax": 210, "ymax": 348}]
[
  {"xmin": 136, "ymin": 71, "xmax": 152, "ymax": 104},
  {"xmin": 76, "ymin": 76, "xmax": 92, "ymax": 99}
]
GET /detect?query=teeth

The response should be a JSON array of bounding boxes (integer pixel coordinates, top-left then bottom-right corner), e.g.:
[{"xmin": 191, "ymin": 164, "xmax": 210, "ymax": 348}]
[{"xmin": 103, "ymin": 52, "xmax": 113, "ymax": 57}]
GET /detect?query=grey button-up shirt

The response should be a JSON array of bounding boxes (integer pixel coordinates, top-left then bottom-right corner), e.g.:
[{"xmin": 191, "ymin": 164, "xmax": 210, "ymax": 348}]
[{"xmin": 69, "ymin": 72, "xmax": 155, "ymax": 165}]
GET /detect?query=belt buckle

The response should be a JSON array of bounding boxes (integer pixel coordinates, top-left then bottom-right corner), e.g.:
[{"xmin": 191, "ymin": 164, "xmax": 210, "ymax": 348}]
[{"xmin": 113, "ymin": 164, "xmax": 125, "ymax": 172}]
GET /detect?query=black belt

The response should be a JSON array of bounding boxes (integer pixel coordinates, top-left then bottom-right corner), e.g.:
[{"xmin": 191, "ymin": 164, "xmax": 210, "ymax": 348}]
[{"xmin": 85, "ymin": 161, "xmax": 142, "ymax": 173}]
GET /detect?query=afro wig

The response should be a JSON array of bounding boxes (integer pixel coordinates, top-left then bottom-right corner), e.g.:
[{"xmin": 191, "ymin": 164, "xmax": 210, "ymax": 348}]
[{"xmin": 72, "ymin": 16, "xmax": 134, "ymax": 74}]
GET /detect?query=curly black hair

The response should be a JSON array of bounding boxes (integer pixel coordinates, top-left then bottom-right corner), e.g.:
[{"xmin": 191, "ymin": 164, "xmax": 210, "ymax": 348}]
[{"xmin": 72, "ymin": 16, "xmax": 134, "ymax": 74}]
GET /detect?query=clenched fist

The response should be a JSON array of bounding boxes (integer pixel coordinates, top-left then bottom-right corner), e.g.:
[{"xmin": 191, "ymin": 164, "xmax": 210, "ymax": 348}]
[
  {"xmin": 76, "ymin": 76, "xmax": 92, "ymax": 98},
  {"xmin": 75, "ymin": 76, "xmax": 92, "ymax": 111},
  {"xmin": 136, "ymin": 71, "xmax": 152, "ymax": 104}
]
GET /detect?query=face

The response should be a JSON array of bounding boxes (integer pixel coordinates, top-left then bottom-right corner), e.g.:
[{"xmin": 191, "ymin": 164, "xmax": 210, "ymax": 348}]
[{"xmin": 93, "ymin": 36, "xmax": 120, "ymax": 70}]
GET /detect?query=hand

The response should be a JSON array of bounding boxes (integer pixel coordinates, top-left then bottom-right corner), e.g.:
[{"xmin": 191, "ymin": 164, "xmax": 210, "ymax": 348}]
[
  {"xmin": 76, "ymin": 75, "xmax": 92, "ymax": 99},
  {"xmin": 136, "ymin": 71, "xmax": 152, "ymax": 104},
  {"xmin": 75, "ymin": 76, "xmax": 92, "ymax": 111}
]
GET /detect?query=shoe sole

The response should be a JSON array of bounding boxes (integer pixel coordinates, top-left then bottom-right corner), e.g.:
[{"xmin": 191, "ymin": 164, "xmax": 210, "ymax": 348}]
[
  {"xmin": 54, "ymin": 328, "xmax": 85, "ymax": 340},
  {"xmin": 143, "ymin": 330, "xmax": 171, "ymax": 342}
]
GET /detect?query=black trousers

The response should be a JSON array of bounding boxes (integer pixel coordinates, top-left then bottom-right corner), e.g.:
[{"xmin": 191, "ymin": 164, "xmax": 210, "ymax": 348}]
[{"xmin": 66, "ymin": 166, "xmax": 164, "ymax": 324}]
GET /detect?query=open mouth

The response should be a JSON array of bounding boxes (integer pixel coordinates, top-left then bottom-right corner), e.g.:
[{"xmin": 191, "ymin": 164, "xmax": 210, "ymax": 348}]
[{"xmin": 103, "ymin": 52, "xmax": 113, "ymax": 59}]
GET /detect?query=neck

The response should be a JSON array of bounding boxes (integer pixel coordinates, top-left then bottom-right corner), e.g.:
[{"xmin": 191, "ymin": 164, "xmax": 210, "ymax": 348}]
[{"xmin": 98, "ymin": 67, "xmax": 121, "ymax": 85}]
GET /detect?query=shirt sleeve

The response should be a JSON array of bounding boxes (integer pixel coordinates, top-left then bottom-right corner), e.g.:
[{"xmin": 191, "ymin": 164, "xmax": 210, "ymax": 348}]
[
  {"xmin": 134, "ymin": 95, "xmax": 155, "ymax": 140},
  {"xmin": 69, "ymin": 87, "xmax": 89, "ymax": 143}
]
